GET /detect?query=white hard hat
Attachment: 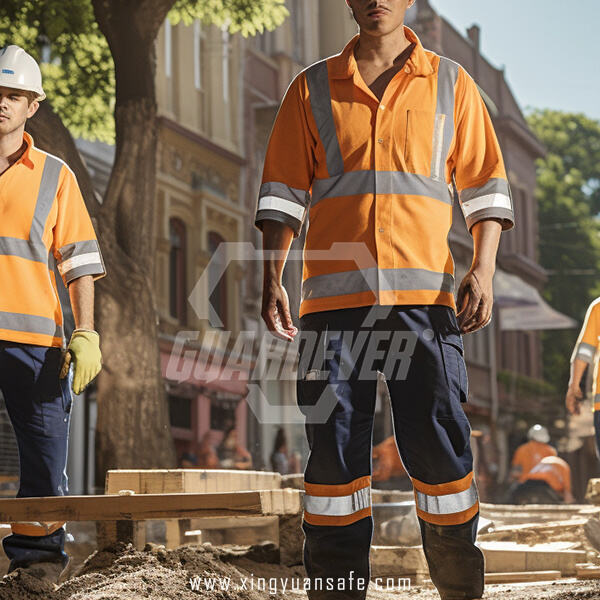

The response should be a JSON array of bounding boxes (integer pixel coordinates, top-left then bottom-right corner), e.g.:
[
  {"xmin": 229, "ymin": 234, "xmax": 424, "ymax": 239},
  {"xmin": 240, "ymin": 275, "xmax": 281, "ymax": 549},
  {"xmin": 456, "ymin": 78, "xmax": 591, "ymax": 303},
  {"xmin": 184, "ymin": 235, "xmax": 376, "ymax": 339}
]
[
  {"xmin": 0, "ymin": 45, "xmax": 45, "ymax": 101},
  {"xmin": 527, "ymin": 424, "xmax": 550, "ymax": 444}
]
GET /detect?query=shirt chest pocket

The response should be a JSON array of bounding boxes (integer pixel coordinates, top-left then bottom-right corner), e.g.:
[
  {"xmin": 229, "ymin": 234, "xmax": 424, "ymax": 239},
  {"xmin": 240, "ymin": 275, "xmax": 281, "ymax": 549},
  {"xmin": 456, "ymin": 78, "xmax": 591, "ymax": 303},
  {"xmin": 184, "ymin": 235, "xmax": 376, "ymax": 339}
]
[{"xmin": 401, "ymin": 109, "xmax": 441, "ymax": 176}]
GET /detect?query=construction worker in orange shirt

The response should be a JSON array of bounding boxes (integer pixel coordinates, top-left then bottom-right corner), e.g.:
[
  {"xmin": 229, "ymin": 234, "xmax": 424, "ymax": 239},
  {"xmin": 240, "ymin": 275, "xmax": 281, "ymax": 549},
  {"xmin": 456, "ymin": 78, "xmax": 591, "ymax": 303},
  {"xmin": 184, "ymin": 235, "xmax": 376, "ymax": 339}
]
[
  {"xmin": 566, "ymin": 297, "xmax": 600, "ymax": 459},
  {"xmin": 511, "ymin": 456, "xmax": 574, "ymax": 504},
  {"xmin": 509, "ymin": 424, "xmax": 557, "ymax": 483},
  {"xmin": 255, "ymin": 1, "xmax": 514, "ymax": 598},
  {"xmin": 0, "ymin": 45, "xmax": 106, "ymax": 583}
]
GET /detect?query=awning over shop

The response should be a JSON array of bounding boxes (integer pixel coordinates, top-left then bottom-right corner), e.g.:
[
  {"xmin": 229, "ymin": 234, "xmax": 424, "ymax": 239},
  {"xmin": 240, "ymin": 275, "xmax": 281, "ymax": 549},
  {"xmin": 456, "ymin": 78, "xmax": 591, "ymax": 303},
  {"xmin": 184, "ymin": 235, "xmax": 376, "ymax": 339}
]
[{"xmin": 493, "ymin": 269, "xmax": 578, "ymax": 331}]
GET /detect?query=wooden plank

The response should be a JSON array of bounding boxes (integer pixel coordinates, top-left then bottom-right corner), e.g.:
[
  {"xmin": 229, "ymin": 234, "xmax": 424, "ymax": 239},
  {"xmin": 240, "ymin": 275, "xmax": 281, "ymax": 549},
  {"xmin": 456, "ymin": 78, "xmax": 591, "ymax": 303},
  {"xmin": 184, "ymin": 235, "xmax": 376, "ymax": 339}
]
[
  {"xmin": 185, "ymin": 516, "xmax": 277, "ymax": 530},
  {"xmin": 480, "ymin": 543, "xmax": 587, "ymax": 576},
  {"xmin": 106, "ymin": 469, "xmax": 282, "ymax": 495},
  {"xmin": 0, "ymin": 490, "xmax": 301, "ymax": 522},
  {"xmin": 484, "ymin": 571, "xmax": 562, "ymax": 584},
  {"xmin": 576, "ymin": 564, "xmax": 600, "ymax": 579}
]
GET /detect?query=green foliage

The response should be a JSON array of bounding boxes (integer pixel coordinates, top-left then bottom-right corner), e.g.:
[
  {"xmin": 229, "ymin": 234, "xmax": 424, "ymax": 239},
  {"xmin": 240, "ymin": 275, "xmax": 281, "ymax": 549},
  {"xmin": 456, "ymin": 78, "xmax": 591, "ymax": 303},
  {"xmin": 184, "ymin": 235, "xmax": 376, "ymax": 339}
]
[
  {"xmin": 0, "ymin": 0, "xmax": 115, "ymax": 142},
  {"xmin": 0, "ymin": 0, "xmax": 288, "ymax": 143},
  {"xmin": 170, "ymin": 0, "xmax": 289, "ymax": 36},
  {"xmin": 526, "ymin": 109, "xmax": 600, "ymax": 392}
]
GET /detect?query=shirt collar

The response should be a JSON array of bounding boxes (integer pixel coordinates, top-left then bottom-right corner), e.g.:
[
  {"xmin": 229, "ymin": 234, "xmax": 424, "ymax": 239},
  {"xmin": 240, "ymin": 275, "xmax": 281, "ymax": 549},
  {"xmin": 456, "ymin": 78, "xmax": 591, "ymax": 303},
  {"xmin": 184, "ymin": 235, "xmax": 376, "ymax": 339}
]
[
  {"xmin": 18, "ymin": 131, "xmax": 35, "ymax": 169},
  {"xmin": 328, "ymin": 25, "xmax": 435, "ymax": 79}
]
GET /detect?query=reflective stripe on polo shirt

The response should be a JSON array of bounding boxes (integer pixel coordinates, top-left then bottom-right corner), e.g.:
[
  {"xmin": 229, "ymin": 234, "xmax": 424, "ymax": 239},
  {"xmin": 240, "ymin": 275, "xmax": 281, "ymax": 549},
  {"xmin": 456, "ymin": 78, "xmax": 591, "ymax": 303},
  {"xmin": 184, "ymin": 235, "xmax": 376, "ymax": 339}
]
[
  {"xmin": 411, "ymin": 471, "xmax": 479, "ymax": 526},
  {"xmin": 303, "ymin": 475, "xmax": 371, "ymax": 526},
  {"xmin": 254, "ymin": 25, "xmax": 514, "ymax": 318},
  {"xmin": 570, "ymin": 297, "xmax": 600, "ymax": 411},
  {"xmin": 0, "ymin": 131, "xmax": 106, "ymax": 347}
]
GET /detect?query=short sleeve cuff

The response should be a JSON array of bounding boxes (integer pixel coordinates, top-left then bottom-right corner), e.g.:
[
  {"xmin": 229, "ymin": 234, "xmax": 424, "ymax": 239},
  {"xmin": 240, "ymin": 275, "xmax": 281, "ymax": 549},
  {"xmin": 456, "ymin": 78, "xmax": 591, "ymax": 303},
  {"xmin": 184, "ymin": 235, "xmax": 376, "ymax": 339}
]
[
  {"xmin": 459, "ymin": 178, "xmax": 515, "ymax": 233},
  {"xmin": 57, "ymin": 239, "xmax": 106, "ymax": 285}
]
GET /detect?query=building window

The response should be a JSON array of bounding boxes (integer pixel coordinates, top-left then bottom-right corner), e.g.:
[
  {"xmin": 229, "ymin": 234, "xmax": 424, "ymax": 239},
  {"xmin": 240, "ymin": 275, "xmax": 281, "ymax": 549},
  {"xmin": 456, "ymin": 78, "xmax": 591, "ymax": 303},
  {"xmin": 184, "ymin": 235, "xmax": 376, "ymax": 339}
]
[
  {"xmin": 165, "ymin": 18, "xmax": 172, "ymax": 78},
  {"xmin": 193, "ymin": 20, "xmax": 205, "ymax": 90},
  {"xmin": 208, "ymin": 231, "xmax": 228, "ymax": 329},
  {"xmin": 169, "ymin": 217, "xmax": 187, "ymax": 323},
  {"xmin": 168, "ymin": 394, "xmax": 192, "ymax": 429},
  {"xmin": 210, "ymin": 398, "xmax": 238, "ymax": 431},
  {"xmin": 221, "ymin": 26, "xmax": 230, "ymax": 103}
]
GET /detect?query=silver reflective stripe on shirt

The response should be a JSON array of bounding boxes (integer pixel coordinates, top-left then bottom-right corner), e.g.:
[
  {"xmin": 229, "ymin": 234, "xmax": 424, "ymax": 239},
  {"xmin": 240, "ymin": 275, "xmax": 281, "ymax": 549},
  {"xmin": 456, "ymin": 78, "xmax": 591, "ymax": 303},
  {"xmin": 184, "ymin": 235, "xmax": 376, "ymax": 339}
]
[
  {"xmin": 0, "ymin": 311, "xmax": 63, "ymax": 338},
  {"xmin": 311, "ymin": 170, "xmax": 452, "ymax": 207},
  {"xmin": 431, "ymin": 57, "xmax": 459, "ymax": 181},
  {"xmin": 576, "ymin": 342, "xmax": 596, "ymax": 364},
  {"xmin": 301, "ymin": 267, "xmax": 455, "ymax": 302},
  {"xmin": 304, "ymin": 486, "xmax": 371, "ymax": 516},
  {"xmin": 415, "ymin": 479, "xmax": 478, "ymax": 515},
  {"xmin": 305, "ymin": 60, "xmax": 345, "ymax": 178},
  {"xmin": 29, "ymin": 155, "xmax": 62, "ymax": 242}
]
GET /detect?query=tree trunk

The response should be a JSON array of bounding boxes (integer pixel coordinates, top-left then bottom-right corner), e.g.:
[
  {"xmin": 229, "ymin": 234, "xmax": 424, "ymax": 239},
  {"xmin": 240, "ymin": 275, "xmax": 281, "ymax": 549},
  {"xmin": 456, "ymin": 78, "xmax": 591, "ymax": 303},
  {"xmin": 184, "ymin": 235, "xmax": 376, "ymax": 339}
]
[{"xmin": 90, "ymin": 0, "xmax": 177, "ymax": 486}]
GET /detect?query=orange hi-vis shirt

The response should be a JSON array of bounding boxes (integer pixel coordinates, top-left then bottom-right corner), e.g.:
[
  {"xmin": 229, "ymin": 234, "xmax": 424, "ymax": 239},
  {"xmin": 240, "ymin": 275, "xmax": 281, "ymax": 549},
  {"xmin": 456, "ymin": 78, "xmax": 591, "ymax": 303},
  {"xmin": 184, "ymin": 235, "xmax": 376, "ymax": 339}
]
[
  {"xmin": 511, "ymin": 440, "xmax": 557, "ymax": 483},
  {"xmin": 0, "ymin": 132, "xmax": 106, "ymax": 348},
  {"xmin": 524, "ymin": 456, "xmax": 572, "ymax": 497},
  {"xmin": 254, "ymin": 26, "xmax": 515, "ymax": 318},
  {"xmin": 571, "ymin": 297, "xmax": 600, "ymax": 411}
]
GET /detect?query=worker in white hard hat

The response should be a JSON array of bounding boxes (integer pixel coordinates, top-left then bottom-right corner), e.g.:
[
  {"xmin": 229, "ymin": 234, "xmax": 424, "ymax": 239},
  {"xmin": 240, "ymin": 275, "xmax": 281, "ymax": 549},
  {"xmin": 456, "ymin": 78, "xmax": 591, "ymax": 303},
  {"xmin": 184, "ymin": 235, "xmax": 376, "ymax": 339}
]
[
  {"xmin": 0, "ymin": 45, "xmax": 106, "ymax": 583},
  {"xmin": 509, "ymin": 425, "xmax": 556, "ymax": 482}
]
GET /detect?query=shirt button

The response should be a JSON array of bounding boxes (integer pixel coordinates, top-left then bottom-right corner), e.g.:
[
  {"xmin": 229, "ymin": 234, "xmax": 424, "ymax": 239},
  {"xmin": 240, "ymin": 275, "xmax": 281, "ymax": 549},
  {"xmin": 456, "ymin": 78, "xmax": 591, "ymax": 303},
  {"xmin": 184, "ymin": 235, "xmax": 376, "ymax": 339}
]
[
  {"xmin": 404, "ymin": 65, "xmax": 411, "ymax": 73},
  {"xmin": 377, "ymin": 138, "xmax": 384, "ymax": 144},
  {"xmin": 379, "ymin": 104, "xmax": 385, "ymax": 110},
  {"xmin": 379, "ymin": 228, "xmax": 385, "ymax": 233}
]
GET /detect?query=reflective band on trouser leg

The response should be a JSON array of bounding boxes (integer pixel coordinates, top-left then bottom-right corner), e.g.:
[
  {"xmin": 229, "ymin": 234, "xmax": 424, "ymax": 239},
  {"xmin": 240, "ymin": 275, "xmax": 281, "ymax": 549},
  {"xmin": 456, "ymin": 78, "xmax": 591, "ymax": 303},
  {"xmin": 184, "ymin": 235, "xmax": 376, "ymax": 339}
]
[
  {"xmin": 10, "ymin": 521, "xmax": 66, "ymax": 537},
  {"xmin": 594, "ymin": 393, "xmax": 600, "ymax": 412},
  {"xmin": 303, "ymin": 476, "xmax": 372, "ymax": 526},
  {"xmin": 412, "ymin": 471, "xmax": 479, "ymax": 526}
]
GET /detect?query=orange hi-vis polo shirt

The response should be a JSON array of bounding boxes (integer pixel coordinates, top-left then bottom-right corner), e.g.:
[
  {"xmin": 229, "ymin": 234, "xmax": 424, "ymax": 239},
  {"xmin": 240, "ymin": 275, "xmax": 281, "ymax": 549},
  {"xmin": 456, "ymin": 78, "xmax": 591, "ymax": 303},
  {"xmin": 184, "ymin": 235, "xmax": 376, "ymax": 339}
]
[
  {"xmin": 511, "ymin": 440, "xmax": 557, "ymax": 483},
  {"xmin": 0, "ymin": 132, "xmax": 106, "ymax": 348},
  {"xmin": 524, "ymin": 456, "xmax": 572, "ymax": 497},
  {"xmin": 254, "ymin": 26, "xmax": 515, "ymax": 318},
  {"xmin": 571, "ymin": 297, "xmax": 600, "ymax": 411}
]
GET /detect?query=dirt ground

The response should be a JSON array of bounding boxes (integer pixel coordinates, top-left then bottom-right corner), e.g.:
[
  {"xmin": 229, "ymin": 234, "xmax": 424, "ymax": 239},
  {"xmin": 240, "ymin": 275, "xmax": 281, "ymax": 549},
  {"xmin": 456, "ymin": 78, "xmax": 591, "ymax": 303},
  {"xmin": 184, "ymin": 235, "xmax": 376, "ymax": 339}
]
[{"xmin": 0, "ymin": 541, "xmax": 599, "ymax": 600}]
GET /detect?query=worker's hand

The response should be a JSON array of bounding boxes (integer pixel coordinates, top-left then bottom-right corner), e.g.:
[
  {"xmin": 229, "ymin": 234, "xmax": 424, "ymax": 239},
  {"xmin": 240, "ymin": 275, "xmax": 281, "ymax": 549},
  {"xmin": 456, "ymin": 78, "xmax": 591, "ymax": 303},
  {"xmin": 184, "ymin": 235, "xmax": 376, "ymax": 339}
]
[
  {"xmin": 59, "ymin": 329, "xmax": 102, "ymax": 395},
  {"xmin": 456, "ymin": 267, "xmax": 494, "ymax": 334},
  {"xmin": 261, "ymin": 278, "xmax": 298, "ymax": 342},
  {"xmin": 565, "ymin": 384, "xmax": 583, "ymax": 416}
]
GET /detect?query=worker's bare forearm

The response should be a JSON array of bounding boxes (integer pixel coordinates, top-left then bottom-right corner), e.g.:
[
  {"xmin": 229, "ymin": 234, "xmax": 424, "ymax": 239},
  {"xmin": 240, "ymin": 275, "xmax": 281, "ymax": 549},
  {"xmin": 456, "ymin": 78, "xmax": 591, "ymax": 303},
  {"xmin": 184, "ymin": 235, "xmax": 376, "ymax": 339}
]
[
  {"xmin": 261, "ymin": 220, "xmax": 295, "ymax": 284},
  {"xmin": 470, "ymin": 218, "xmax": 502, "ymax": 276},
  {"xmin": 568, "ymin": 358, "xmax": 587, "ymax": 390},
  {"xmin": 68, "ymin": 275, "xmax": 95, "ymax": 330}
]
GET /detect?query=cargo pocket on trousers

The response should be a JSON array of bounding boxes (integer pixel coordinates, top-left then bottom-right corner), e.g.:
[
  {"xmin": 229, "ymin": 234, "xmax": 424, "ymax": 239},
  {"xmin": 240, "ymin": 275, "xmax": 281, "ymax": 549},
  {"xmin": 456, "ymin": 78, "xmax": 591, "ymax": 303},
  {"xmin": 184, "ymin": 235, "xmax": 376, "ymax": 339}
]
[
  {"xmin": 36, "ymin": 352, "xmax": 73, "ymax": 438},
  {"xmin": 296, "ymin": 369, "xmax": 337, "ymax": 445},
  {"xmin": 440, "ymin": 337, "xmax": 468, "ymax": 404}
]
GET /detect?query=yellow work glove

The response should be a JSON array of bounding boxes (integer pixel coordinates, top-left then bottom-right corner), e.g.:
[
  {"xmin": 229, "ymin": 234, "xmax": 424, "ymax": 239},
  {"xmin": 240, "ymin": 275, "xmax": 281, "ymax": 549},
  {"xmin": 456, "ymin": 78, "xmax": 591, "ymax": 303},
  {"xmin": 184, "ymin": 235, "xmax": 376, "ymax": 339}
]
[{"xmin": 59, "ymin": 329, "xmax": 102, "ymax": 395}]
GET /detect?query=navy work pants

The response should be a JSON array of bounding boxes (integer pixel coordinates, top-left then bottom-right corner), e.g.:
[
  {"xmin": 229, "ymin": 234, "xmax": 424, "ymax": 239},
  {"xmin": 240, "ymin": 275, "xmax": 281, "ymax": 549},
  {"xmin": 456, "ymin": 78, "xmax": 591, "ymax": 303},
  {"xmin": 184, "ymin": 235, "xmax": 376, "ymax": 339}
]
[
  {"xmin": 297, "ymin": 305, "xmax": 484, "ymax": 600},
  {"xmin": 0, "ymin": 342, "xmax": 72, "ymax": 570}
]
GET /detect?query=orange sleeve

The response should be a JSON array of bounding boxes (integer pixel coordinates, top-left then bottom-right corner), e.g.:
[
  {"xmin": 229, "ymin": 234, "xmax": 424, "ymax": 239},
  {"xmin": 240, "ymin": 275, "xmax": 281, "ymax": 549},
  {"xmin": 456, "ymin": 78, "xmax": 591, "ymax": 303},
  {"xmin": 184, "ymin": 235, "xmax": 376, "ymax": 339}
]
[
  {"xmin": 52, "ymin": 165, "xmax": 106, "ymax": 286},
  {"xmin": 511, "ymin": 445, "xmax": 523, "ymax": 467},
  {"xmin": 449, "ymin": 66, "xmax": 515, "ymax": 235},
  {"xmin": 254, "ymin": 71, "xmax": 316, "ymax": 238},
  {"xmin": 570, "ymin": 299, "xmax": 600, "ymax": 364}
]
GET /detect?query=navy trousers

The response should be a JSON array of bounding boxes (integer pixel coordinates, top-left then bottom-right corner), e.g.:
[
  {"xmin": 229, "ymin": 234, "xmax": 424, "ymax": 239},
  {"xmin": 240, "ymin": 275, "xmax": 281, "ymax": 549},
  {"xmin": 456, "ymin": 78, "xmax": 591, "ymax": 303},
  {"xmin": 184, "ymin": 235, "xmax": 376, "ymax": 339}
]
[
  {"xmin": 0, "ymin": 342, "xmax": 72, "ymax": 570},
  {"xmin": 297, "ymin": 305, "xmax": 484, "ymax": 600}
]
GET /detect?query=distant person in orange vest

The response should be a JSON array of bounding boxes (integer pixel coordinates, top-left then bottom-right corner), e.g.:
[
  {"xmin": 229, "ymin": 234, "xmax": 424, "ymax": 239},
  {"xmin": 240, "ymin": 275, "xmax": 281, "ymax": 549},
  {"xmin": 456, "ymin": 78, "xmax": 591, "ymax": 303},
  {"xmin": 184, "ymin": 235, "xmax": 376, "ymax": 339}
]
[
  {"xmin": 512, "ymin": 456, "xmax": 574, "ymax": 504},
  {"xmin": 509, "ymin": 424, "xmax": 557, "ymax": 483}
]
